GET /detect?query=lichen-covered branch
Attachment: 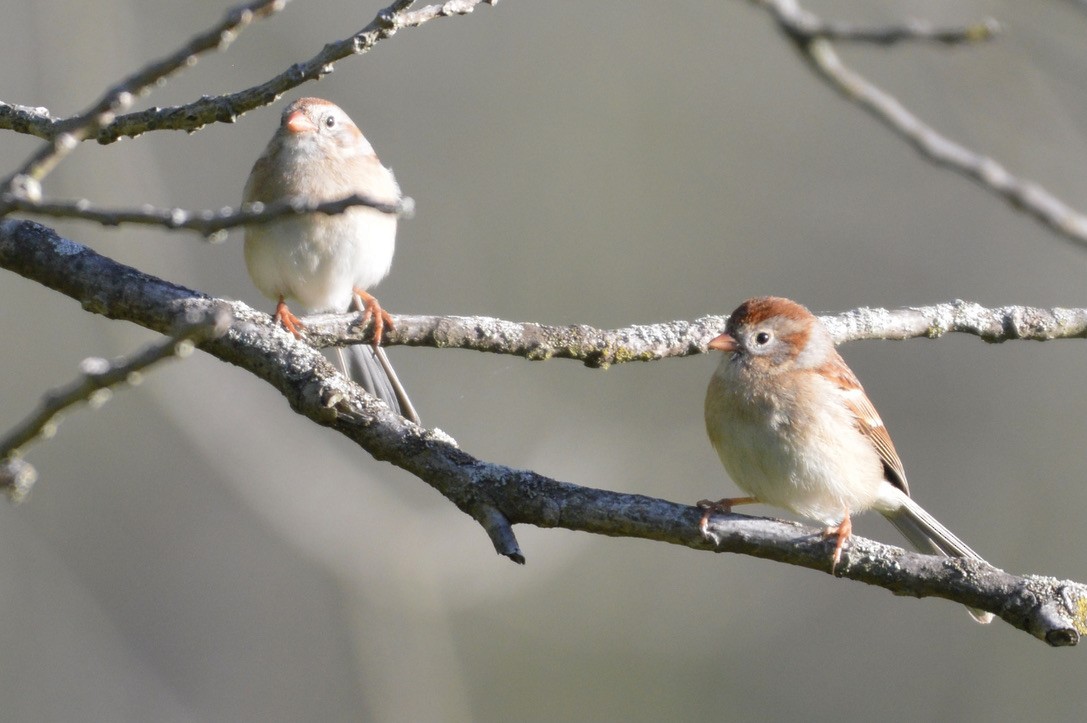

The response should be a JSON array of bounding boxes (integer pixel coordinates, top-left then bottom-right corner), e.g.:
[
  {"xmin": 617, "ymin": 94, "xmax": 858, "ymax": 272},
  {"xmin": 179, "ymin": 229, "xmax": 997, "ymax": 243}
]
[
  {"xmin": 821, "ymin": 302, "xmax": 1087, "ymax": 344},
  {"xmin": 296, "ymin": 302, "xmax": 1087, "ymax": 369},
  {"xmin": 758, "ymin": 0, "xmax": 1087, "ymax": 248},
  {"xmin": 302, "ymin": 312, "xmax": 727, "ymax": 368},
  {"xmin": 0, "ymin": 103, "xmax": 61, "ymax": 142},
  {"xmin": 2, "ymin": 218, "xmax": 1084, "ymax": 646}
]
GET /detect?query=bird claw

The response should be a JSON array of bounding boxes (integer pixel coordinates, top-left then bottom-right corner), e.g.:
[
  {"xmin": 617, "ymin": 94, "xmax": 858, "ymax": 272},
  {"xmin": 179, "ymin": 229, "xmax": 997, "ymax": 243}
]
[
  {"xmin": 696, "ymin": 500, "xmax": 723, "ymax": 545},
  {"xmin": 822, "ymin": 514, "xmax": 852, "ymax": 574},
  {"xmin": 695, "ymin": 497, "xmax": 757, "ymax": 545},
  {"xmin": 273, "ymin": 297, "xmax": 305, "ymax": 338},
  {"xmin": 696, "ymin": 498, "xmax": 728, "ymax": 544},
  {"xmin": 353, "ymin": 288, "xmax": 394, "ymax": 348}
]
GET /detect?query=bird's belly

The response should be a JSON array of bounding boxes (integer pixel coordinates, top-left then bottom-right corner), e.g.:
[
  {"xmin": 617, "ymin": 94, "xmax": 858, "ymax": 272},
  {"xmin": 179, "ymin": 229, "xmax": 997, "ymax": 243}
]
[
  {"xmin": 710, "ymin": 412, "xmax": 883, "ymax": 526},
  {"xmin": 244, "ymin": 211, "xmax": 396, "ymax": 312}
]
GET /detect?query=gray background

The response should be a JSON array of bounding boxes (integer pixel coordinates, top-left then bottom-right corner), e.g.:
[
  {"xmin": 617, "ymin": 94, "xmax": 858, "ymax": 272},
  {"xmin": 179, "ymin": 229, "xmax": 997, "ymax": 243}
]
[{"xmin": 2, "ymin": 0, "xmax": 1086, "ymax": 720}]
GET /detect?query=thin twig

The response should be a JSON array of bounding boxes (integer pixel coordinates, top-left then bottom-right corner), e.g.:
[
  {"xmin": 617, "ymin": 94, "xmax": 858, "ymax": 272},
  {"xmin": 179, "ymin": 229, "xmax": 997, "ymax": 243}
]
[
  {"xmin": 760, "ymin": 0, "xmax": 1000, "ymax": 46},
  {"xmin": 0, "ymin": 305, "xmax": 232, "ymax": 499},
  {"xmin": 759, "ymin": 0, "xmax": 1087, "ymax": 247},
  {"xmin": 1, "ymin": 0, "xmax": 288, "ymax": 196},
  {"xmin": 397, "ymin": 0, "xmax": 500, "ymax": 27},
  {"xmin": 0, "ymin": 0, "xmax": 486, "ymax": 233},
  {"xmin": 0, "ymin": 0, "xmax": 499, "ymax": 147},
  {"xmin": 4, "ymin": 193, "xmax": 414, "ymax": 239}
]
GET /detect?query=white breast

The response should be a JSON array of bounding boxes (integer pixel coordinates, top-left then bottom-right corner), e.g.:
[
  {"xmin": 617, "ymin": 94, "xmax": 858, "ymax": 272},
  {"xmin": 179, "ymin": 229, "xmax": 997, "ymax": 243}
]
[{"xmin": 704, "ymin": 365, "xmax": 886, "ymax": 526}]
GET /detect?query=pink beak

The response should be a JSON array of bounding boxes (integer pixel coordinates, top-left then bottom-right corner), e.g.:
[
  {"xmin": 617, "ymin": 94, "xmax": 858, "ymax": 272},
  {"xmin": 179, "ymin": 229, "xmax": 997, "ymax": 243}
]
[
  {"xmin": 707, "ymin": 332, "xmax": 737, "ymax": 353},
  {"xmin": 284, "ymin": 110, "xmax": 316, "ymax": 134}
]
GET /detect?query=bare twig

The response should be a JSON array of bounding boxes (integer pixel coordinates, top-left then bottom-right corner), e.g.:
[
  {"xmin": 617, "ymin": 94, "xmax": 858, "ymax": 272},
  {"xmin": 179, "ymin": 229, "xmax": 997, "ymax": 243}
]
[
  {"xmin": 761, "ymin": 0, "xmax": 1000, "ymax": 46},
  {"xmin": 0, "ymin": 0, "xmax": 500, "ymax": 147},
  {"xmin": 1, "ymin": 0, "xmax": 288, "ymax": 196},
  {"xmin": 0, "ymin": 304, "xmax": 232, "ymax": 499},
  {"xmin": 397, "ymin": 0, "xmax": 500, "ymax": 27},
  {"xmin": 0, "ymin": 0, "xmax": 486, "ymax": 234},
  {"xmin": 4, "ymin": 193, "xmax": 414, "ymax": 239},
  {"xmin": 758, "ymin": 0, "xmax": 1087, "ymax": 247},
  {"xmin": 2, "ymin": 218, "xmax": 1085, "ymax": 645}
]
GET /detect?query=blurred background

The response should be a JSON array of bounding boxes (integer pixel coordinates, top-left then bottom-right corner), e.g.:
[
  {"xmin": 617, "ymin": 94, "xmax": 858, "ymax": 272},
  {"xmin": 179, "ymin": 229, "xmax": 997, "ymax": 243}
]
[{"xmin": 2, "ymin": 0, "xmax": 1087, "ymax": 720}]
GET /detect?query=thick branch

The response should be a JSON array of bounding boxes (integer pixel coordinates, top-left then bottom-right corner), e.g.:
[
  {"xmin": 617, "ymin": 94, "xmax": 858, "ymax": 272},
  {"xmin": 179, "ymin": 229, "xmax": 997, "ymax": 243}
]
[{"xmin": 1, "ymin": 219, "xmax": 1084, "ymax": 645}]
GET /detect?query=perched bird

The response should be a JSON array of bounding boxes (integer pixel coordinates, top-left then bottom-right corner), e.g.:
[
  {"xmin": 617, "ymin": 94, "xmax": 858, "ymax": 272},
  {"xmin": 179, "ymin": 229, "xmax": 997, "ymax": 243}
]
[
  {"xmin": 702, "ymin": 296, "xmax": 992, "ymax": 623},
  {"xmin": 243, "ymin": 97, "xmax": 418, "ymax": 423}
]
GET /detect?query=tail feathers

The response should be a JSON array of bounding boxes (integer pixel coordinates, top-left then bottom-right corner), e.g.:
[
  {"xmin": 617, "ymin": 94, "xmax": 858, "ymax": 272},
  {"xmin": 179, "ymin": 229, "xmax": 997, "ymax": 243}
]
[
  {"xmin": 335, "ymin": 345, "xmax": 421, "ymax": 425},
  {"xmin": 882, "ymin": 495, "xmax": 994, "ymax": 624},
  {"xmin": 884, "ymin": 495, "xmax": 984, "ymax": 561}
]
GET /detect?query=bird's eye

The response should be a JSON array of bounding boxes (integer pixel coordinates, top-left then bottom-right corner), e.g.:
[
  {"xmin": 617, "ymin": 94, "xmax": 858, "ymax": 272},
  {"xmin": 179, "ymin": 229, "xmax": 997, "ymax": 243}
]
[
  {"xmin": 754, "ymin": 331, "xmax": 771, "ymax": 345},
  {"xmin": 324, "ymin": 115, "xmax": 337, "ymax": 129}
]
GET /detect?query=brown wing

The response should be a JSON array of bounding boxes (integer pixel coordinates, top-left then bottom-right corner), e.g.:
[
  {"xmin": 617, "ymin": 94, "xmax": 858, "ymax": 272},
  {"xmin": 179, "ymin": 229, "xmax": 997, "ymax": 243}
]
[{"xmin": 822, "ymin": 357, "xmax": 911, "ymax": 496}]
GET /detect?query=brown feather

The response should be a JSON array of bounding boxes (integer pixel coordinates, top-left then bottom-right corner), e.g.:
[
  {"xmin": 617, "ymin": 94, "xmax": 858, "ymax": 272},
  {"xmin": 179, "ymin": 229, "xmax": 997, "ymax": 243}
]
[{"xmin": 820, "ymin": 353, "xmax": 910, "ymax": 496}]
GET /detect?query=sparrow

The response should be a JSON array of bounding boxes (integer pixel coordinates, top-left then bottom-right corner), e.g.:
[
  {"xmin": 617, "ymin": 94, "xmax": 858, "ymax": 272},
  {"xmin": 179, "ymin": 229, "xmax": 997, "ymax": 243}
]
[
  {"xmin": 243, "ymin": 97, "xmax": 418, "ymax": 423},
  {"xmin": 702, "ymin": 296, "xmax": 992, "ymax": 623}
]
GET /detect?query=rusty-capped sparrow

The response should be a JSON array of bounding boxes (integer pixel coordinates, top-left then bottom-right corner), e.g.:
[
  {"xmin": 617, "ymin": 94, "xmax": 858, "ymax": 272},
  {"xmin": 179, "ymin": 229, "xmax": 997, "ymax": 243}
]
[
  {"xmin": 244, "ymin": 97, "xmax": 418, "ymax": 423},
  {"xmin": 702, "ymin": 297, "xmax": 992, "ymax": 623}
]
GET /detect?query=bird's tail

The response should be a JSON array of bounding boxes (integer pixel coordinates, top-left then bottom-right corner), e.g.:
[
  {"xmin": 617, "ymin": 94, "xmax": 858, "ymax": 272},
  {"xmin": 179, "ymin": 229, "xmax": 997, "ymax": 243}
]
[
  {"xmin": 882, "ymin": 494, "xmax": 994, "ymax": 624},
  {"xmin": 335, "ymin": 345, "xmax": 420, "ymax": 425}
]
